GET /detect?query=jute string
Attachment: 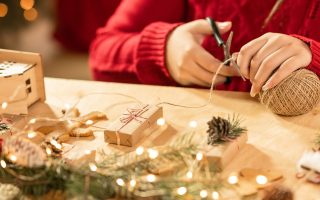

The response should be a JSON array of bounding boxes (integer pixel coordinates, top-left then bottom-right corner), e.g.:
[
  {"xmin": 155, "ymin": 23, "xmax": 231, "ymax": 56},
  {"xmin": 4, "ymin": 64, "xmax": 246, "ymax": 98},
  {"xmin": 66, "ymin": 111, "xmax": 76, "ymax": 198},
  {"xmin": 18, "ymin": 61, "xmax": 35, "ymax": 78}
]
[
  {"xmin": 259, "ymin": 69, "xmax": 320, "ymax": 116},
  {"xmin": 20, "ymin": 60, "xmax": 320, "ymax": 149},
  {"xmin": 156, "ymin": 58, "xmax": 232, "ymax": 108}
]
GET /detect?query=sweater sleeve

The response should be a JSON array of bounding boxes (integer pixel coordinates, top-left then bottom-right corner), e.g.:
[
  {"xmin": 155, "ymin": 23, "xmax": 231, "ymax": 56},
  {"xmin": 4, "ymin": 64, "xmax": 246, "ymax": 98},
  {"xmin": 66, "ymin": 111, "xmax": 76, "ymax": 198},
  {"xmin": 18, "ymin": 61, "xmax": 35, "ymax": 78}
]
[
  {"xmin": 291, "ymin": 34, "xmax": 320, "ymax": 76},
  {"xmin": 89, "ymin": 0, "xmax": 184, "ymax": 85}
]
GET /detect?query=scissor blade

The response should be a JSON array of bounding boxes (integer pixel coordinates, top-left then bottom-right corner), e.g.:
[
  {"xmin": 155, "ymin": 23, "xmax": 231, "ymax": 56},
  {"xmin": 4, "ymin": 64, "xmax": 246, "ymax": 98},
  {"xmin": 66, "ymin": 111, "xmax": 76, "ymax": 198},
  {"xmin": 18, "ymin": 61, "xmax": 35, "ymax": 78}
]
[{"xmin": 226, "ymin": 31, "xmax": 233, "ymax": 57}]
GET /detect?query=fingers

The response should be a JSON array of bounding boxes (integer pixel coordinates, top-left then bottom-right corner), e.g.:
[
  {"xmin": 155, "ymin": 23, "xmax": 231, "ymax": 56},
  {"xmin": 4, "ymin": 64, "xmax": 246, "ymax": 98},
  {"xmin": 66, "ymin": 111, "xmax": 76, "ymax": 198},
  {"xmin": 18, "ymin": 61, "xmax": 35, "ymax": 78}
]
[
  {"xmin": 237, "ymin": 37, "xmax": 268, "ymax": 79},
  {"xmin": 216, "ymin": 21, "xmax": 232, "ymax": 34},
  {"xmin": 187, "ymin": 19, "xmax": 232, "ymax": 36},
  {"xmin": 250, "ymin": 46, "xmax": 294, "ymax": 96},
  {"xmin": 184, "ymin": 74, "xmax": 211, "ymax": 87},
  {"xmin": 193, "ymin": 45, "xmax": 240, "ymax": 77},
  {"xmin": 185, "ymin": 61, "xmax": 227, "ymax": 85},
  {"xmin": 249, "ymin": 38, "xmax": 285, "ymax": 81},
  {"xmin": 234, "ymin": 33, "xmax": 312, "ymax": 97},
  {"xmin": 262, "ymin": 57, "xmax": 301, "ymax": 91},
  {"xmin": 165, "ymin": 19, "xmax": 236, "ymax": 87},
  {"xmin": 214, "ymin": 75, "xmax": 227, "ymax": 85},
  {"xmin": 186, "ymin": 74, "xmax": 226, "ymax": 87}
]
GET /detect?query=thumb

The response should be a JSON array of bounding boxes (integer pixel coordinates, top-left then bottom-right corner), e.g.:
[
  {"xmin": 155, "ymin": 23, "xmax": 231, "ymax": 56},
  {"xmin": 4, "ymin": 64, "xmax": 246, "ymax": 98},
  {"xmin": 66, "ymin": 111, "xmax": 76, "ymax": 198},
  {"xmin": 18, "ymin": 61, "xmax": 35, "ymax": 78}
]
[
  {"xmin": 216, "ymin": 21, "xmax": 232, "ymax": 34},
  {"xmin": 187, "ymin": 19, "xmax": 232, "ymax": 35}
]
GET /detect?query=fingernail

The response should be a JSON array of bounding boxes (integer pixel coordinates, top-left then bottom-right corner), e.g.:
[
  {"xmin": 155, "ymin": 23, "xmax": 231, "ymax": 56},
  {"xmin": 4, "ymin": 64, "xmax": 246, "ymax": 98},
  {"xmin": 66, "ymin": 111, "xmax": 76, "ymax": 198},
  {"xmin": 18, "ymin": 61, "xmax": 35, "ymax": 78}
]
[
  {"xmin": 250, "ymin": 89, "xmax": 256, "ymax": 97},
  {"xmin": 262, "ymin": 84, "xmax": 269, "ymax": 91},
  {"xmin": 262, "ymin": 80, "xmax": 272, "ymax": 91},
  {"xmin": 218, "ymin": 21, "xmax": 231, "ymax": 29}
]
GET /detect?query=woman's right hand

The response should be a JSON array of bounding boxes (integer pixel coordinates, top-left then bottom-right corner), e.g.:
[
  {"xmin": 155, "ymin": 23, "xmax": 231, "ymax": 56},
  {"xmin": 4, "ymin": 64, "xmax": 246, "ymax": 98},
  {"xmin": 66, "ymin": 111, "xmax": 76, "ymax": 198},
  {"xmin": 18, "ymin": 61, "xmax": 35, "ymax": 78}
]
[{"xmin": 166, "ymin": 19, "xmax": 239, "ymax": 87}]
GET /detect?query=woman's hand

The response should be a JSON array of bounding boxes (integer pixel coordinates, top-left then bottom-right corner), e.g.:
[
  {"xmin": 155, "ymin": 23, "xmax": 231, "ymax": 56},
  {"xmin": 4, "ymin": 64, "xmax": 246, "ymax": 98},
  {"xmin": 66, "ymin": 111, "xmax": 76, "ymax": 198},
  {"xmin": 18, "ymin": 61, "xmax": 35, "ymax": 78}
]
[
  {"xmin": 237, "ymin": 33, "xmax": 312, "ymax": 97},
  {"xmin": 166, "ymin": 19, "xmax": 239, "ymax": 87}
]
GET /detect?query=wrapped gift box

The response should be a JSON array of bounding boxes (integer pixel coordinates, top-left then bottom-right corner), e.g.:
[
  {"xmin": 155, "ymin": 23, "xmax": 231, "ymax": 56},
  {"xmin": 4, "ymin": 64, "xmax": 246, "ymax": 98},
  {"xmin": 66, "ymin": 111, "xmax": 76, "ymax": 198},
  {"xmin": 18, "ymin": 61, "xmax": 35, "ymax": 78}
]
[
  {"xmin": 205, "ymin": 132, "xmax": 248, "ymax": 169},
  {"xmin": 104, "ymin": 104, "xmax": 163, "ymax": 147}
]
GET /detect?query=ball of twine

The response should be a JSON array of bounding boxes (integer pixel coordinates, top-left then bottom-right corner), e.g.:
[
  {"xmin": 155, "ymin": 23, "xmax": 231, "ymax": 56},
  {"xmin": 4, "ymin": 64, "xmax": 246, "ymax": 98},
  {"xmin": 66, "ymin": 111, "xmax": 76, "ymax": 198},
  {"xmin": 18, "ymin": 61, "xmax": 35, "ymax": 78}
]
[{"xmin": 259, "ymin": 69, "xmax": 320, "ymax": 116}]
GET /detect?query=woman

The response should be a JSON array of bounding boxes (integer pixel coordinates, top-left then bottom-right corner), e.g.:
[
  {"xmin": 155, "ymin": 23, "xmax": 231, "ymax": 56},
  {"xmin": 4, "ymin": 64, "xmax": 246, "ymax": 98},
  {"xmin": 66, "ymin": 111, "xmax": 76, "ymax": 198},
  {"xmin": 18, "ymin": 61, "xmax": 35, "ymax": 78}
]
[{"xmin": 89, "ymin": 0, "xmax": 320, "ymax": 96}]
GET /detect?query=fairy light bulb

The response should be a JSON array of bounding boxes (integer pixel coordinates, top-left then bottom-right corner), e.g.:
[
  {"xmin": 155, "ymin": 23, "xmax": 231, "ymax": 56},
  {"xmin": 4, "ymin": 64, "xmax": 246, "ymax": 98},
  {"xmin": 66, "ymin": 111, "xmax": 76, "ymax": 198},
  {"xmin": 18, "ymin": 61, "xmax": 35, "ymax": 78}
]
[
  {"xmin": 136, "ymin": 146, "xmax": 144, "ymax": 155},
  {"xmin": 9, "ymin": 155, "xmax": 17, "ymax": 162},
  {"xmin": 116, "ymin": 178, "xmax": 125, "ymax": 186},
  {"xmin": 24, "ymin": 8, "xmax": 38, "ymax": 21},
  {"xmin": 148, "ymin": 148, "xmax": 159, "ymax": 159},
  {"xmin": 55, "ymin": 143, "xmax": 62, "ymax": 150},
  {"xmin": 85, "ymin": 120, "xmax": 94, "ymax": 125},
  {"xmin": 130, "ymin": 179, "xmax": 137, "ymax": 187},
  {"xmin": 156, "ymin": 118, "xmax": 166, "ymax": 126},
  {"xmin": 196, "ymin": 152, "xmax": 203, "ymax": 161},
  {"xmin": 27, "ymin": 131, "xmax": 37, "ymax": 139},
  {"xmin": 0, "ymin": 3, "xmax": 8, "ymax": 17},
  {"xmin": 0, "ymin": 160, "xmax": 6, "ymax": 168},
  {"xmin": 212, "ymin": 191, "xmax": 220, "ymax": 200},
  {"xmin": 50, "ymin": 139, "xmax": 58, "ymax": 146},
  {"xmin": 200, "ymin": 190, "xmax": 208, "ymax": 198},
  {"xmin": 20, "ymin": 0, "xmax": 35, "ymax": 10},
  {"xmin": 89, "ymin": 163, "xmax": 97, "ymax": 172},
  {"xmin": 256, "ymin": 175, "xmax": 268, "ymax": 185},
  {"xmin": 177, "ymin": 187, "xmax": 187, "ymax": 195},
  {"xmin": 46, "ymin": 147, "xmax": 52, "ymax": 155},
  {"xmin": 186, "ymin": 171, "xmax": 193, "ymax": 179},
  {"xmin": 1, "ymin": 101, "xmax": 8, "ymax": 109},
  {"xmin": 189, "ymin": 120, "xmax": 198, "ymax": 128},
  {"xmin": 64, "ymin": 103, "xmax": 71, "ymax": 110},
  {"xmin": 84, "ymin": 149, "xmax": 92, "ymax": 155},
  {"xmin": 228, "ymin": 174, "xmax": 238, "ymax": 185},
  {"xmin": 146, "ymin": 174, "xmax": 156, "ymax": 182},
  {"xmin": 29, "ymin": 118, "xmax": 36, "ymax": 124}
]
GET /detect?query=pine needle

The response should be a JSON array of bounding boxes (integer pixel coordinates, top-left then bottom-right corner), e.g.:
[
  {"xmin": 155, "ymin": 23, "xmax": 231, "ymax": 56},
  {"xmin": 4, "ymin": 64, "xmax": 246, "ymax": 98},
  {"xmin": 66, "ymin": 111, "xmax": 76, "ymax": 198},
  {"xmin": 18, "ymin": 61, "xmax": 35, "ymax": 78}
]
[{"xmin": 228, "ymin": 114, "xmax": 247, "ymax": 139}]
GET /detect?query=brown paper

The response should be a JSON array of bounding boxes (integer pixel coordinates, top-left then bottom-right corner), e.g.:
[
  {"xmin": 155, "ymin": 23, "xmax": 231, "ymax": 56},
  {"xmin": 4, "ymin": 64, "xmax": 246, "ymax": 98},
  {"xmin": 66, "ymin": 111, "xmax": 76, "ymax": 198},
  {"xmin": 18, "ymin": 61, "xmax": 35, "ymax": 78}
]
[
  {"xmin": 104, "ymin": 104, "xmax": 163, "ymax": 147},
  {"xmin": 205, "ymin": 132, "xmax": 248, "ymax": 169}
]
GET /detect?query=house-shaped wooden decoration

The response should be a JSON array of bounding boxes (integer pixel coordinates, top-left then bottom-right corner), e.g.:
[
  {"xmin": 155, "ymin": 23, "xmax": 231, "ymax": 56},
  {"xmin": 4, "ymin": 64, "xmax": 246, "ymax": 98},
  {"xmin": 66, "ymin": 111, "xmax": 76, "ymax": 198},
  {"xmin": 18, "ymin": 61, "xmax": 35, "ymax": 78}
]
[{"xmin": 0, "ymin": 49, "xmax": 45, "ymax": 115}]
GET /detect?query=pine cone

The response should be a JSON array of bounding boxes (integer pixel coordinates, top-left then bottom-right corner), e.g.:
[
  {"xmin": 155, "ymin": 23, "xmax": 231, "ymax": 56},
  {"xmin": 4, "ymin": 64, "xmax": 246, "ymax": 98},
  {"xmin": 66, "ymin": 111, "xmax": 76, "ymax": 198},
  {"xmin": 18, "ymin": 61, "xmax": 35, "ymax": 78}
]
[{"xmin": 207, "ymin": 116, "xmax": 231, "ymax": 145}]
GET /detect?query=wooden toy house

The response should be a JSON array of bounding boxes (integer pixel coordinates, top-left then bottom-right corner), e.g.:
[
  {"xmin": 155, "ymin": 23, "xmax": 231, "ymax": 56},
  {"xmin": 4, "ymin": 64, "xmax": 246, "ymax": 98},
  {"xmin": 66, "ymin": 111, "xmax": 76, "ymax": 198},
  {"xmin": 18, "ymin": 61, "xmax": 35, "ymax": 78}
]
[{"xmin": 0, "ymin": 49, "xmax": 45, "ymax": 115}]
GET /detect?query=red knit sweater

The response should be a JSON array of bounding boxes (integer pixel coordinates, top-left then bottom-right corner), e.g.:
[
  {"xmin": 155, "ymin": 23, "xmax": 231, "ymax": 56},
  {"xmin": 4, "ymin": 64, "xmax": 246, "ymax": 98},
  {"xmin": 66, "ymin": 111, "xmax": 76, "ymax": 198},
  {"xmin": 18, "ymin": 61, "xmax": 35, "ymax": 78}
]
[
  {"xmin": 54, "ymin": 0, "xmax": 120, "ymax": 51},
  {"xmin": 89, "ymin": 0, "xmax": 320, "ymax": 92}
]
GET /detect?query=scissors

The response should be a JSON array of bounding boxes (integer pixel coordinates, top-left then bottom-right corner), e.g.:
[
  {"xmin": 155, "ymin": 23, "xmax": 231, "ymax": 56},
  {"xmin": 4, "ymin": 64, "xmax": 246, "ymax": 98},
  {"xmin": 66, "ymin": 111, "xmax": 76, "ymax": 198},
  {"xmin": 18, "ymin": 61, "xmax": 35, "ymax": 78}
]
[{"xmin": 206, "ymin": 17, "xmax": 246, "ymax": 81}]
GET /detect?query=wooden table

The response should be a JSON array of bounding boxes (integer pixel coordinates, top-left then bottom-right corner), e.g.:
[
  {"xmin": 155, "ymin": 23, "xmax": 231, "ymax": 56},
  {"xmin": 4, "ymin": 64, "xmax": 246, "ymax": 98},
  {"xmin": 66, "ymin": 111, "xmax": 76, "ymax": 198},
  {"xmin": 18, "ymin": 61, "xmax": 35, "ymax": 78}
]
[{"xmin": 22, "ymin": 78, "xmax": 320, "ymax": 199}]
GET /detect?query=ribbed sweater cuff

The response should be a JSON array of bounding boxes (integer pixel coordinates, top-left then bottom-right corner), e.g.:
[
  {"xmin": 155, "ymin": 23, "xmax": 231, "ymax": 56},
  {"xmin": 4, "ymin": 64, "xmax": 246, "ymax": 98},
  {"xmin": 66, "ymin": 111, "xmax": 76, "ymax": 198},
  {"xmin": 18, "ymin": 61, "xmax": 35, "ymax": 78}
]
[
  {"xmin": 291, "ymin": 34, "xmax": 320, "ymax": 75},
  {"xmin": 136, "ymin": 22, "xmax": 181, "ymax": 85}
]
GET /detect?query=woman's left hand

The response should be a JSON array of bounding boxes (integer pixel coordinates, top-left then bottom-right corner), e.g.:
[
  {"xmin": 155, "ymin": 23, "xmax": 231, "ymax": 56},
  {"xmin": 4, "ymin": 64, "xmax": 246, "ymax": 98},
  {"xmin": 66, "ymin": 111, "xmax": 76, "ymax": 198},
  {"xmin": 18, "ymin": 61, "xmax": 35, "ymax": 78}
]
[{"xmin": 237, "ymin": 33, "xmax": 312, "ymax": 97}]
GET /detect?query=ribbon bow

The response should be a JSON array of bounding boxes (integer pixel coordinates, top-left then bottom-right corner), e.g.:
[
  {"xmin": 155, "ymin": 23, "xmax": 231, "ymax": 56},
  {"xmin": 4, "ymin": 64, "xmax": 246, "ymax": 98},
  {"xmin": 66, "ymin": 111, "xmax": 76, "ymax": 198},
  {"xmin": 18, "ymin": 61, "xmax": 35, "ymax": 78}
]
[{"xmin": 118, "ymin": 105, "xmax": 149, "ymax": 132}]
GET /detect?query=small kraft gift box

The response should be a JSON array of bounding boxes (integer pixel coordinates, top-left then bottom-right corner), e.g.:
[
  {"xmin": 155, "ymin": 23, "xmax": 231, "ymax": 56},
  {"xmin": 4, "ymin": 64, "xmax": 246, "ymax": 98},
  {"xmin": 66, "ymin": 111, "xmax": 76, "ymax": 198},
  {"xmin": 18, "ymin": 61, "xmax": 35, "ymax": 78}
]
[
  {"xmin": 0, "ymin": 49, "xmax": 45, "ymax": 115},
  {"xmin": 104, "ymin": 104, "xmax": 163, "ymax": 147},
  {"xmin": 205, "ymin": 132, "xmax": 248, "ymax": 169}
]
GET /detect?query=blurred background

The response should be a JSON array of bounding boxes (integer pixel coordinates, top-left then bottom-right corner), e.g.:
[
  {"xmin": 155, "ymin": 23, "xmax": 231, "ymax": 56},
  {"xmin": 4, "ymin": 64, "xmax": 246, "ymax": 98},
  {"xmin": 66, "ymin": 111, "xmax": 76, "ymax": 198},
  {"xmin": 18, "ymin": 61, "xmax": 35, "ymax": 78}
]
[{"xmin": 0, "ymin": 0, "xmax": 120, "ymax": 80}]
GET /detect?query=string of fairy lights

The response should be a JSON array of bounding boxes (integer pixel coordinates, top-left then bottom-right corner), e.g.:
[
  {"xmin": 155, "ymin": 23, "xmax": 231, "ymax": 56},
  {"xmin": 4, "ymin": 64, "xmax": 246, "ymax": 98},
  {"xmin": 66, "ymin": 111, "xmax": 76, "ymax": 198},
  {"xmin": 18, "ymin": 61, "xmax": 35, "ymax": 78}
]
[
  {"xmin": 0, "ymin": 97, "xmax": 271, "ymax": 199},
  {"xmin": 0, "ymin": 0, "xmax": 38, "ymax": 21}
]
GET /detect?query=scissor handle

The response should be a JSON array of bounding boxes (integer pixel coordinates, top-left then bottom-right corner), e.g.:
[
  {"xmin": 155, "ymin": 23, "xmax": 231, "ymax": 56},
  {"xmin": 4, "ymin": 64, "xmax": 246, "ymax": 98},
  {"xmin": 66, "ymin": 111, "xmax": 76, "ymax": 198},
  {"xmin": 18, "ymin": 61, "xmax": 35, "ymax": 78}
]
[{"xmin": 206, "ymin": 17, "xmax": 224, "ymax": 47}]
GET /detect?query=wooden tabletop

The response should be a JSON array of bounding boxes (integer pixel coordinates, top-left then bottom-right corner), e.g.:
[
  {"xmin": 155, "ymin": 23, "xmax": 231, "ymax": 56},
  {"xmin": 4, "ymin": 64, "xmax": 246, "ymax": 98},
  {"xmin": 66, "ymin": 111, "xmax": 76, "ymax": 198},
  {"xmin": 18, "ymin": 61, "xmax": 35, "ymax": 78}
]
[{"xmin": 22, "ymin": 77, "xmax": 320, "ymax": 199}]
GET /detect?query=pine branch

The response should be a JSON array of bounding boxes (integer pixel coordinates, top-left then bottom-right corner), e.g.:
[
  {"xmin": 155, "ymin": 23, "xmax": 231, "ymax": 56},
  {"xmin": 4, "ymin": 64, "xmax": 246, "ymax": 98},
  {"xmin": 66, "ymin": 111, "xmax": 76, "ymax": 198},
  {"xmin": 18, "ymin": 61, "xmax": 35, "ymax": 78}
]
[
  {"xmin": 0, "ymin": 131, "xmax": 231, "ymax": 199},
  {"xmin": 228, "ymin": 114, "xmax": 247, "ymax": 139},
  {"xmin": 65, "ymin": 171, "xmax": 115, "ymax": 199},
  {"xmin": 0, "ymin": 159, "xmax": 66, "ymax": 196}
]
